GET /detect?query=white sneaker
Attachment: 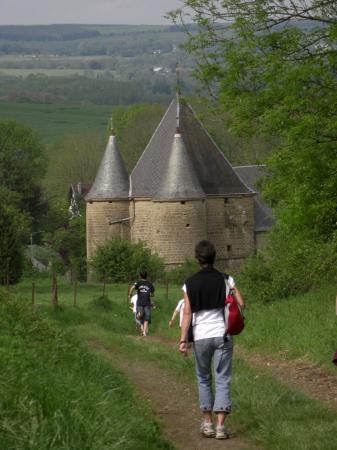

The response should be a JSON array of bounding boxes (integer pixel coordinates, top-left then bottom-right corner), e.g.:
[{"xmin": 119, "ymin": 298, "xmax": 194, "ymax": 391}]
[
  {"xmin": 215, "ymin": 425, "xmax": 229, "ymax": 440},
  {"xmin": 200, "ymin": 421, "xmax": 215, "ymax": 438}
]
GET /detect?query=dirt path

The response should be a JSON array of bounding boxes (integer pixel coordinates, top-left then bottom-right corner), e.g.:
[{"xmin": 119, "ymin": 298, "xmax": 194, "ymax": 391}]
[
  {"xmin": 235, "ymin": 346, "xmax": 337, "ymax": 411},
  {"xmin": 89, "ymin": 338, "xmax": 256, "ymax": 450},
  {"xmin": 88, "ymin": 334, "xmax": 337, "ymax": 449},
  {"xmin": 147, "ymin": 335, "xmax": 337, "ymax": 411}
]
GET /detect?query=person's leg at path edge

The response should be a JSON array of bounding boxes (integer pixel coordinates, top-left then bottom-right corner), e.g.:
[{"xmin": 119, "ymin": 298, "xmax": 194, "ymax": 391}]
[
  {"xmin": 194, "ymin": 338, "xmax": 216, "ymax": 437},
  {"xmin": 213, "ymin": 336, "xmax": 233, "ymax": 439}
]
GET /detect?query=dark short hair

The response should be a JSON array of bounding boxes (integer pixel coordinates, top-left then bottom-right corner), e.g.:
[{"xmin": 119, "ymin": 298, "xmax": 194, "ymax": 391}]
[
  {"xmin": 195, "ymin": 240, "xmax": 216, "ymax": 265},
  {"xmin": 140, "ymin": 270, "xmax": 147, "ymax": 279}
]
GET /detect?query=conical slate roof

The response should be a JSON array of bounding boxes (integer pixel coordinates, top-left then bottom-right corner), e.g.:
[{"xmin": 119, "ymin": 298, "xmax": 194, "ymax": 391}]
[
  {"xmin": 86, "ymin": 133, "xmax": 129, "ymax": 201},
  {"xmin": 131, "ymin": 96, "xmax": 252, "ymax": 199},
  {"xmin": 154, "ymin": 132, "xmax": 205, "ymax": 200}
]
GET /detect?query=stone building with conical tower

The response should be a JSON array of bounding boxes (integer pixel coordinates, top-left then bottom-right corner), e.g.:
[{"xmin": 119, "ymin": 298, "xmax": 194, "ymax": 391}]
[{"xmin": 86, "ymin": 95, "xmax": 256, "ymax": 270}]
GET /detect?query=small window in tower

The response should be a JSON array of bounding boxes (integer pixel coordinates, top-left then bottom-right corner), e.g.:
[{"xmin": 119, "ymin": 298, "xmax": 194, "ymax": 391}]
[
  {"xmin": 89, "ymin": 201, "xmax": 93, "ymax": 204},
  {"xmin": 180, "ymin": 201, "xmax": 186, "ymax": 205},
  {"xmin": 224, "ymin": 198, "xmax": 229, "ymax": 204},
  {"xmin": 227, "ymin": 245, "xmax": 231, "ymax": 252},
  {"xmin": 108, "ymin": 201, "xmax": 112, "ymax": 203},
  {"xmin": 186, "ymin": 224, "xmax": 190, "ymax": 228}
]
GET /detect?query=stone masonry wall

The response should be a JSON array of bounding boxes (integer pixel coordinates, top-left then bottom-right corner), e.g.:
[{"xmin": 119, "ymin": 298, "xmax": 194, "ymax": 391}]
[
  {"xmin": 86, "ymin": 201, "xmax": 130, "ymax": 260},
  {"xmin": 206, "ymin": 196, "xmax": 255, "ymax": 270},
  {"xmin": 131, "ymin": 200, "xmax": 207, "ymax": 265}
]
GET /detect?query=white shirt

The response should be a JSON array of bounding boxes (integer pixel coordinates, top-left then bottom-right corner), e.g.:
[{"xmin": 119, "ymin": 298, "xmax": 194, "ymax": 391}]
[
  {"xmin": 130, "ymin": 294, "xmax": 138, "ymax": 313},
  {"xmin": 182, "ymin": 276, "xmax": 235, "ymax": 341},
  {"xmin": 175, "ymin": 299, "xmax": 185, "ymax": 327}
]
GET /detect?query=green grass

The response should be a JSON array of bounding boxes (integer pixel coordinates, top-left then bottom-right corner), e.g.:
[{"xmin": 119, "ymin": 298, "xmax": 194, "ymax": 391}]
[
  {"xmin": 7, "ymin": 278, "xmax": 337, "ymax": 449},
  {"xmin": 0, "ymin": 290, "xmax": 173, "ymax": 449},
  {"xmin": 236, "ymin": 285, "xmax": 337, "ymax": 368},
  {"xmin": 14, "ymin": 278, "xmax": 337, "ymax": 368},
  {"xmin": 0, "ymin": 101, "xmax": 112, "ymax": 143},
  {"xmin": 78, "ymin": 326, "xmax": 337, "ymax": 450}
]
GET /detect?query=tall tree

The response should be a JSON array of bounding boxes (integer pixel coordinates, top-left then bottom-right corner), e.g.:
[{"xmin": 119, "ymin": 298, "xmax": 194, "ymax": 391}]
[
  {"xmin": 0, "ymin": 186, "xmax": 29, "ymax": 284},
  {"xmin": 0, "ymin": 120, "xmax": 47, "ymax": 230},
  {"xmin": 170, "ymin": 1, "xmax": 337, "ymax": 240}
]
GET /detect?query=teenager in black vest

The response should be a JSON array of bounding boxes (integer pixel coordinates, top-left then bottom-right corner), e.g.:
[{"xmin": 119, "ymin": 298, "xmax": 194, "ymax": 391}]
[{"xmin": 179, "ymin": 240, "xmax": 245, "ymax": 439}]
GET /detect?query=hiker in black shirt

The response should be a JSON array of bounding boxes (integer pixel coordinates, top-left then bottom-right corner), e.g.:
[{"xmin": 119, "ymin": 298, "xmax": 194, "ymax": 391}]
[{"xmin": 129, "ymin": 270, "xmax": 154, "ymax": 336}]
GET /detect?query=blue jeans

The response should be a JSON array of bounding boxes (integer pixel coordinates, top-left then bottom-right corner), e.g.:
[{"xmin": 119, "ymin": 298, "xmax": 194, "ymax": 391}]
[{"xmin": 193, "ymin": 336, "xmax": 233, "ymax": 413}]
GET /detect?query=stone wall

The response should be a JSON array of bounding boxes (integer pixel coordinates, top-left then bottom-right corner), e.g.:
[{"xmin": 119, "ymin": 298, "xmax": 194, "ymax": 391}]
[
  {"xmin": 206, "ymin": 196, "xmax": 255, "ymax": 269},
  {"xmin": 86, "ymin": 200, "xmax": 130, "ymax": 260},
  {"xmin": 86, "ymin": 195, "xmax": 255, "ymax": 270},
  {"xmin": 131, "ymin": 199, "xmax": 207, "ymax": 264}
]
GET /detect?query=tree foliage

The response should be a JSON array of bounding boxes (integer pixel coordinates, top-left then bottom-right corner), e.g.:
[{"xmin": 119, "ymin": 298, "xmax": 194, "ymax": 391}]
[
  {"xmin": 0, "ymin": 120, "xmax": 47, "ymax": 229},
  {"xmin": 49, "ymin": 215, "xmax": 87, "ymax": 280},
  {"xmin": 0, "ymin": 187, "xmax": 30, "ymax": 284},
  {"xmin": 44, "ymin": 131, "xmax": 104, "ymax": 200},
  {"xmin": 91, "ymin": 238, "xmax": 164, "ymax": 283},
  {"xmin": 170, "ymin": 0, "xmax": 337, "ymax": 241},
  {"xmin": 112, "ymin": 103, "xmax": 166, "ymax": 172}
]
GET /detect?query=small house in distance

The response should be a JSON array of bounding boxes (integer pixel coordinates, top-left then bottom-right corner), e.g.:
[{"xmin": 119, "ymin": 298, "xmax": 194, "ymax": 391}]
[{"xmin": 85, "ymin": 95, "xmax": 273, "ymax": 270}]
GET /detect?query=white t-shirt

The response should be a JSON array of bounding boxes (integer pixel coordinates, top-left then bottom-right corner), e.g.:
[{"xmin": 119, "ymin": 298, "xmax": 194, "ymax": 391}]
[
  {"xmin": 175, "ymin": 299, "xmax": 185, "ymax": 327},
  {"xmin": 182, "ymin": 276, "xmax": 235, "ymax": 341},
  {"xmin": 130, "ymin": 294, "xmax": 138, "ymax": 313}
]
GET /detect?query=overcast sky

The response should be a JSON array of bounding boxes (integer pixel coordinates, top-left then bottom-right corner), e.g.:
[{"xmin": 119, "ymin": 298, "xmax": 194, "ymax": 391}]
[{"xmin": 1, "ymin": 0, "xmax": 183, "ymax": 26}]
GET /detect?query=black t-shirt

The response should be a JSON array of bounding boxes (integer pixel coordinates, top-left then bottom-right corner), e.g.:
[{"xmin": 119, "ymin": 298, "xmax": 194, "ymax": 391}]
[
  {"xmin": 185, "ymin": 266, "xmax": 225, "ymax": 313},
  {"xmin": 134, "ymin": 279, "xmax": 154, "ymax": 306}
]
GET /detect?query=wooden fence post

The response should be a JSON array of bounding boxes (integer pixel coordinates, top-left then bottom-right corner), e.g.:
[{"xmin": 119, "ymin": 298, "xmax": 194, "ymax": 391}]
[
  {"xmin": 32, "ymin": 282, "xmax": 35, "ymax": 306},
  {"xmin": 102, "ymin": 278, "xmax": 106, "ymax": 298},
  {"xmin": 73, "ymin": 280, "xmax": 77, "ymax": 307},
  {"xmin": 52, "ymin": 274, "xmax": 58, "ymax": 307}
]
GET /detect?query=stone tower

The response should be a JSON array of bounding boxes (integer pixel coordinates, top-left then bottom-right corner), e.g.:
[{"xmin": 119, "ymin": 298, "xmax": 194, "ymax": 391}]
[
  {"xmin": 130, "ymin": 94, "xmax": 255, "ymax": 269},
  {"xmin": 86, "ymin": 94, "xmax": 256, "ymax": 270},
  {"xmin": 85, "ymin": 130, "xmax": 130, "ymax": 260}
]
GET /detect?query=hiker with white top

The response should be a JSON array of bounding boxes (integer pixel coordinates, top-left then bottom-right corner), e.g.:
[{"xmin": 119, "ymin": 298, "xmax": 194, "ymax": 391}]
[
  {"xmin": 179, "ymin": 240, "xmax": 245, "ymax": 440},
  {"xmin": 130, "ymin": 294, "xmax": 141, "ymax": 331},
  {"xmin": 169, "ymin": 299, "xmax": 184, "ymax": 328}
]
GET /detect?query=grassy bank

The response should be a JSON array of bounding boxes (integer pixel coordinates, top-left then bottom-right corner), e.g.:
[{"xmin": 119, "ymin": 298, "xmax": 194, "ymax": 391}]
[
  {"xmin": 0, "ymin": 289, "xmax": 173, "ymax": 449},
  {"xmin": 13, "ymin": 278, "xmax": 337, "ymax": 369},
  {"xmin": 7, "ymin": 277, "xmax": 337, "ymax": 449}
]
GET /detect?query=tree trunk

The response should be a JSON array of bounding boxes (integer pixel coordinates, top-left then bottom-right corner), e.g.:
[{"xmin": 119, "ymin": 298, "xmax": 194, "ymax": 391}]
[{"xmin": 52, "ymin": 274, "xmax": 58, "ymax": 307}]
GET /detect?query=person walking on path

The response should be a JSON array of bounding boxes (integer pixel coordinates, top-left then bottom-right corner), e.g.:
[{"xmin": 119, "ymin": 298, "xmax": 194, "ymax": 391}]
[
  {"xmin": 129, "ymin": 270, "xmax": 155, "ymax": 337},
  {"xmin": 179, "ymin": 240, "xmax": 245, "ymax": 439},
  {"xmin": 169, "ymin": 298, "xmax": 184, "ymax": 328},
  {"xmin": 130, "ymin": 293, "xmax": 142, "ymax": 333}
]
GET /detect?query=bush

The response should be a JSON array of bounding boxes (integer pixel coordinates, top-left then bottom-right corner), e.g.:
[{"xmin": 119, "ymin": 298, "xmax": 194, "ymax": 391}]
[
  {"xmin": 90, "ymin": 237, "xmax": 164, "ymax": 282},
  {"xmin": 166, "ymin": 258, "xmax": 199, "ymax": 285},
  {"xmin": 239, "ymin": 231, "xmax": 337, "ymax": 303},
  {"xmin": 0, "ymin": 203, "xmax": 27, "ymax": 284}
]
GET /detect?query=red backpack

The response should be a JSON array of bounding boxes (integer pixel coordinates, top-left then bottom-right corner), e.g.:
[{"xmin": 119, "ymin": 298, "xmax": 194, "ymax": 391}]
[{"xmin": 224, "ymin": 289, "xmax": 245, "ymax": 336}]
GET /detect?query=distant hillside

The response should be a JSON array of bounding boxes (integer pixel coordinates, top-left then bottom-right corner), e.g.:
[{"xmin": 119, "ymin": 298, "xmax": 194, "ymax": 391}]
[{"xmin": 0, "ymin": 24, "xmax": 195, "ymax": 106}]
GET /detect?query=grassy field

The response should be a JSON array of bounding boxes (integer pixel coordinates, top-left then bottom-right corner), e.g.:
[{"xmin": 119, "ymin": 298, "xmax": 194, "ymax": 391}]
[
  {"xmin": 4, "ymin": 277, "xmax": 337, "ymax": 449},
  {"xmin": 0, "ymin": 288, "xmax": 173, "ymax": 450},
  {"xmin": 0, "ymin": 101, "xmax": 112, "ymax": 143}
]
